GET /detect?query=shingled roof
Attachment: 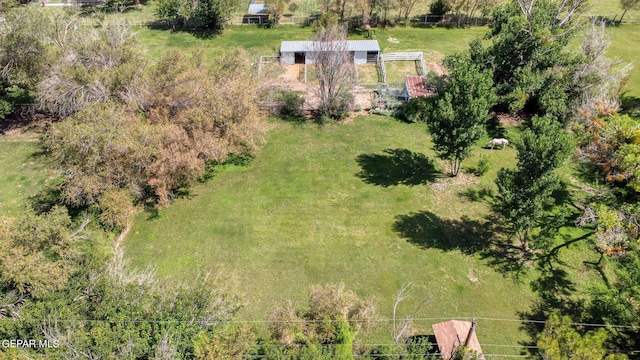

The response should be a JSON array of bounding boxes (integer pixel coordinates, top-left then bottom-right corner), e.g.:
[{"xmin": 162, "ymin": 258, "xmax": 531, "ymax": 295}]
[{"xmin": 405, "ymin": 76, "xmax": 435, "ymax": 99}]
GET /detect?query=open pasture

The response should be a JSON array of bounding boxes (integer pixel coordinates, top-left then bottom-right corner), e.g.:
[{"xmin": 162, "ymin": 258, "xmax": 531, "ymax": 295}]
[
  {"xmin": 125, "ymin": 116, "xmax": 584, "ymax": 352},
  {"xmin": 0, "ymin": 133, "xmax": 56, "ymax": 217}
]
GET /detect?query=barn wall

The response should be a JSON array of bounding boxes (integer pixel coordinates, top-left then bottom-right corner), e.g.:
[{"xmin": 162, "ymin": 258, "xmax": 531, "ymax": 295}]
[
  {"xmin": 354, "ymin": 51, "xmax": 367, "ymax": 64},
  {"xmin": 281, "ymin": 52, "xmax": 295, "ymax": 65},
  {"xmin": 305, "ymin": 51, "xmax": 318, "ymax": 64}
]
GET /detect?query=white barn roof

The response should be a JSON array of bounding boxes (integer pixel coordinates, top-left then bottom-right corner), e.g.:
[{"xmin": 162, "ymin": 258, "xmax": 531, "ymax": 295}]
[
  {"xmin": 247, "ymin": 4, "xmax": 266, "ymax": 14},
  {"xmin": 280, "ymin": 40, "xmax": 380, "ymax": 53}
]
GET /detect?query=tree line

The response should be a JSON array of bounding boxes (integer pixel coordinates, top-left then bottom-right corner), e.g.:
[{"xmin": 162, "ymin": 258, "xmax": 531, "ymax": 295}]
[{"xmin": 398, "ymin": 0, "xmax": 639, "ymax": 356}]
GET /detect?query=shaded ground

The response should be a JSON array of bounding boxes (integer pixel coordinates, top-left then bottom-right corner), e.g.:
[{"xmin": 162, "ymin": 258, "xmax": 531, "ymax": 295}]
[{"xmin": 355, "ymin": 148, "xmax": 440, "ymax": 186}]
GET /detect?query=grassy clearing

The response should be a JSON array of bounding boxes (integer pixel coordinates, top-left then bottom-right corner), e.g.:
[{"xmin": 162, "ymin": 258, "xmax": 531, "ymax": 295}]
[
  {"xmin": 606, "ymin": 25, "xmax": 640, "ymax": 98},
  {"xmin": 134, "ymin": 25, "xmax": 315, "ymax": 60},
  {"xmin": 126, "ymin": 116, "xmax": 545, "ymax": 351},
  {"xmin": 133, "ymin": 23, "xmax": 640, "ymax": 98},
  {"xmin": 0, "ymin": 133, "xmax": 55, "ymax": 217}
]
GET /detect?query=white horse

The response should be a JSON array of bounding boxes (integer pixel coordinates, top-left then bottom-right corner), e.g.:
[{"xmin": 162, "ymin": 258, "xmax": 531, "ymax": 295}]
[{"xmin": 486, "ymin": 138, "xmax": 509, "ymax": 150}]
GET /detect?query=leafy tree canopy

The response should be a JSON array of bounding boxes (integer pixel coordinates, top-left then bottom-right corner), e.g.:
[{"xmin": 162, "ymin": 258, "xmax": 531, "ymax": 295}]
[
  {"xmin": 495, "ymin": 115, "xmax": 573, "ymax": 252},
  {"xmin": 471, "ymin": 0, "xmax": 591, "ymax": 117},
  {"xmin": 153, "ymin": 0, "xmax": 241, "ymax": 31},
  {"xmin": 538, "ymin": 312, "xmax": 627, "ymax": 360},
  {"xmin": 427, "ymin": 52, "xmax": 496, "ymax": 176}
]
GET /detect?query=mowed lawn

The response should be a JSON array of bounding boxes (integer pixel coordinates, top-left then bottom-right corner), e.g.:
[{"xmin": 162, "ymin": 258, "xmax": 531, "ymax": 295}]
[
  {"xmin": 125, "ymin": 116, "xmax": 538, "ymax": 352},
  {"xmin": 0, "ymin": 133, "xmax": 56, "ymax": 217}
]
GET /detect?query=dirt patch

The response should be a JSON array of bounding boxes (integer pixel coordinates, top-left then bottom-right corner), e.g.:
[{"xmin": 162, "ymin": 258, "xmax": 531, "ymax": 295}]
[
  {"xmin": 495, "ymin": 112, "xmax": 523, "ymax": 126},
  {"xmin": 426, "ymin": 61, "xmax": 446, "ymax": 76},
  {"xmin": 431, "ymin": 172, "xmax": 480, "ymax": 192},
  {"xmin": 279, "ymin": 64, "xmax": 302, "ymax": 83},
  {"xmin": 272, "ymin": 64, "xmax": 378, "ymax": 112}
]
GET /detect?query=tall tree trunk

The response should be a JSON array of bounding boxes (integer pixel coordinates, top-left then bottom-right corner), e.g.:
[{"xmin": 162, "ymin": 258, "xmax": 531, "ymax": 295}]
[
  {"xmin": 451, "ymin": 158, "xmax": 461, "ymax": 176},
  {"xmin": 522, "ymin": 226, "xmax": 531, "ymax": 253}
]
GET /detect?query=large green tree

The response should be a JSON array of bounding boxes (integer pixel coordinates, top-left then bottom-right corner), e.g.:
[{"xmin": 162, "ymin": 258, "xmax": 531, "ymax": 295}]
[
  {"xmin": 44, "ymin": 49, "xmax": 264, "ymax": 207},
  {"xmin": 537, "ymin": 313, "xmax": 627, "ymax": 360},
  {"xmin": 588, "ymin": 251, "xmax": 640, "ymax": 352},
  {"xmin": 0, "ymin": 6, "xmax": 57, "ymax": 120},
  {"xmin": 470, "ymin": 0, "xmax": 590, "ymax": 117},
  {"xmin": 427, "ymin": 52, "xmax": 496, "ymax": 176},
  {"xmin": 495, "ymin": 115, "xmax": 573, "ymax": 253},
  {"xmin": 0, "ymin": 250, "xmax": 242, "ymax": 358},
  {"xmin": 153, "ymin": 0, "xmax": 240, "ymax": 31}
]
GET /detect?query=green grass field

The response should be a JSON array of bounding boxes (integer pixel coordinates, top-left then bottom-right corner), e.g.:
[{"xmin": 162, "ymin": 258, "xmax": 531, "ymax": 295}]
[
  {"xmin": 0, "ymin": 8, "xmax": 636, "ymax": 353},
  {"xmin": 0, "ymin": 133, "xmax": 56, "ymax": 218},
  {"xmin": 125, "ymin": 116, "xmax": 549, "ymax": 351}
]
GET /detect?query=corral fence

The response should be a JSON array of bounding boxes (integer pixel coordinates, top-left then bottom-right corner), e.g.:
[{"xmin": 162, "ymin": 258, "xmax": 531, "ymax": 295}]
[
  {"xmin": 378, "ymin": 52, "xmax": 427, "ymax": 83},
  {"xmin": 377, "ymin": 82, "xmax": 407, "ymax": 101},
  {"xmin": 258, "ymin": 55, "xmax": 280, "ymax": 76}
]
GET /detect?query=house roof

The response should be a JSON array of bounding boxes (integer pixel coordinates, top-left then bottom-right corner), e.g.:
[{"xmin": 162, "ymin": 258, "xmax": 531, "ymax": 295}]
[
  {"xmin": 405, "ymin": 76, "xmax": 434, "ymax": 99},
  {"xmin": 247, "ymin": 4, "xmax": 266, "ymax": 14},
  {"xmin": 432, "ymin": 320, "xmax": 484, "ymax": 360},
  {"xmin": 280, "ymin": 40, "xmax": 380, "ymax": 53}
]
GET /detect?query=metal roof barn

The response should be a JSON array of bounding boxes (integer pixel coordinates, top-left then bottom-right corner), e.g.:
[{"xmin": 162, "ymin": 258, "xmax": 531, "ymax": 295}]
[
  {"xmin": 247, "ymin": 4, "xmax": 266, "ymax": 14},
  {"xmin": 280, "ymin": 40, "xmax": 380, "ymax": 65},
  {"xmin": 280, "ymin": 40, "xmax": 380, "ymax": 53}
]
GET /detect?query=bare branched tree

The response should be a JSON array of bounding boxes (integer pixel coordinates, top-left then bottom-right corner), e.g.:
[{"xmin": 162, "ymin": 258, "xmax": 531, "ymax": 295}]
[
  {"xmin": 311, "ymin": 24, "xmax": 354, "ymax": 121},
  {"xmin": 391, "ymin": 283, "xmax": 430, "ymax": 346},
  {"xmin": 37, "ymin": 19, "xmax": 145, "ymax": 117},
  {"xmin": 573, "ymin": 21, "xmax": 632, "ymax": 113},
  {"xmin": 516, "ymin": 0, "xmax": 591, "ymax": 28},
  {"xmin": 620, "ymin": 0, "xmax": 640, "ymax": 22},
  {"xmin": 0, "ymin": 290, "xmax": 25, "ymax": 319}
]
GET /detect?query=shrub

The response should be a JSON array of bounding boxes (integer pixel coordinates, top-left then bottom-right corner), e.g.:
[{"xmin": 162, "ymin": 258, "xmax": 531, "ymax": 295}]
[
  {"xmin": 98, "ymin": 189, "xmax": 135, "ymax": 231},
  {"xmin": 396, "ymin": 97, "xmax": 431, "ymax": 123},
  {"xmin": 277, "ymin": 90, "xmax": 305, "ymax": 120},
  {"xmin": 476, "ymin": 155, "xmax": 491, "ymax": 176},
  {"xmin": 430, "ymin": 0, "xmax": 451, "ymax": 15}
]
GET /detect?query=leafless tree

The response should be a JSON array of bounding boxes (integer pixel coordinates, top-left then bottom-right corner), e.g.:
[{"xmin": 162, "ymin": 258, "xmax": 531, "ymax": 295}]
[
  {"xmin": 573, "ymin": 21, "xmax": 632, "ymax": 113},
  {"xmin": 311, "ymin": 24, "xmax": 354, "ymax": 121},
  {"xmin": 391, "ymin": 283, "xmax": 430, "ymax": 346},
  {"xmin": 0, "ymin": 291, "xmax": 25, "ymax": 319}
]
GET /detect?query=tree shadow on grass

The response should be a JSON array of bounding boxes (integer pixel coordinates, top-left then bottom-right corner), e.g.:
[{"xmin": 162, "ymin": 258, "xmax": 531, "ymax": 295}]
[
  {"xmin": 516, "ymin": 266, "xmax": 588, "ymax": 352},
  {"xmin": 621, "ymin": 95, "xmax": 640, "ymax": 117},
  {"xmin": 393, "ymin": 210, "xmax": 532, "ymax": 278},
  {"xmin": 486, "ymin": 115, "xmax": 507, "ymax": 139},
  {"xmin": 355, "ymin": 149, "xmax": 440, "ymax": 187},
  {"xmin": 392, "ymin": 210, "xmax": 493, "ymax": 255},
  {"xmin": 457, "ymin": 185, "xmax": 494, "ymax": 203}
]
